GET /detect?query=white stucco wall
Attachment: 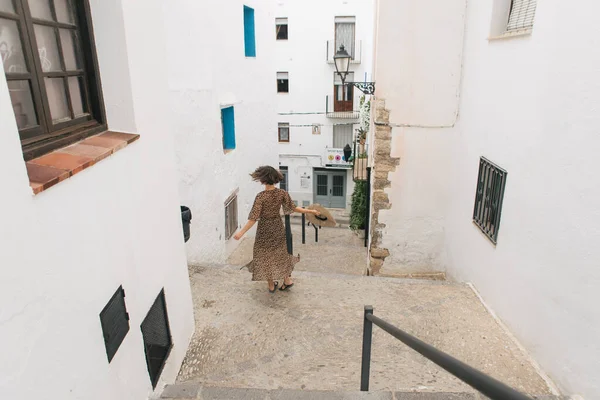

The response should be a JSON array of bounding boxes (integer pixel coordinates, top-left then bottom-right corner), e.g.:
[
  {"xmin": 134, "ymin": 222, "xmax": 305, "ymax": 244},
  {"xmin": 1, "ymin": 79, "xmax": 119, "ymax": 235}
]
[
  {"xmin": 275, "ymin": 0, "xmax": 375, "ymax": 210},
  {"xmin": 374, "ymin": 0, "xmax": 600, "ymax": 397},
  {"xmin": 165, "ymin": 0, "xmax": 279, "ymax": 265},
  {"xmin": 0, "ymin": 1, "xmax": 194, "ymax": 399},
  {"xmin": 373, "ymin": 0, "xmax": 465, "ymax": 273}
]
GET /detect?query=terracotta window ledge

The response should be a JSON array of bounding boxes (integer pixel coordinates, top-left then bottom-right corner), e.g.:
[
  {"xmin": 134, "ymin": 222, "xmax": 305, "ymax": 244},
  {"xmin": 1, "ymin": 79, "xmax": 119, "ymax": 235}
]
[{"xmin": 26, "ymin": 131, "xmax": 140, "ymax": 195}]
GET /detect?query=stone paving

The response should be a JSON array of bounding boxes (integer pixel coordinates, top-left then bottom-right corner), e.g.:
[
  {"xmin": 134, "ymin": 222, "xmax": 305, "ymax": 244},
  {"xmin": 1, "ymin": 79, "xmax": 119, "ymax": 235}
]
[
  {"xmin": 227, "ymin": 223, "xmax": 368, "ymax": 276},
  {"xmin": 177, "ymin": 264, "xmax": 554, "ymax": 397}
]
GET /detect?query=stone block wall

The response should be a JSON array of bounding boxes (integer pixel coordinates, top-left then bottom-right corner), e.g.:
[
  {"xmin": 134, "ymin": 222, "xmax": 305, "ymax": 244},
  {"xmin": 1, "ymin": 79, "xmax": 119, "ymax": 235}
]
[{"xmin": 369, "ymin": 99, "xmax": 400, "ymax": 274}]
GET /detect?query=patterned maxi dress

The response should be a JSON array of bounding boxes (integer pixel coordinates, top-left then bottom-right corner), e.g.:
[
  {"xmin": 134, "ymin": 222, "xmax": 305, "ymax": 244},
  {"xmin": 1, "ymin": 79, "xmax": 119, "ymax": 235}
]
[{"xmin": 244, "ymin": 188, "xmax": 300, "ymax": 281}]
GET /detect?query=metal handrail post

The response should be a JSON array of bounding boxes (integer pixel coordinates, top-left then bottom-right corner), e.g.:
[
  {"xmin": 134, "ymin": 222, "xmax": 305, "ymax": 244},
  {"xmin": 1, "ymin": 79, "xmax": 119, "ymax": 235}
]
[
  {"xmin": 285, "ymin": 215, "xmax": 293, "ymax": 254},
  {"xmin": 360, "ymin": 305, "xmax": 374, "ymax": 391},
  {"xmin": 302, "ymin": 213, "xmax": 306, "ymax": 244}
]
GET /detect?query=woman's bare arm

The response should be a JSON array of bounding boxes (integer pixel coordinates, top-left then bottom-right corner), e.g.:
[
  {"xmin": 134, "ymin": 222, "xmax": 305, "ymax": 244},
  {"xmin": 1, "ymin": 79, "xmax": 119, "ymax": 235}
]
[
  {"xmin": 233, "ymin": 219, "xmax": 257, "ymax": 240},
  {"xmin": 294, "ymin": 207, "xmax": 319, "ymax": 215}
]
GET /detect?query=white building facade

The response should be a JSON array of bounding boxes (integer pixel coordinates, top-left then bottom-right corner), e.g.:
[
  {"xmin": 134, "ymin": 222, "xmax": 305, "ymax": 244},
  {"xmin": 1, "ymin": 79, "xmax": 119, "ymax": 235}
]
[
  {"xmin": 165, "ymin": 0, "xmax": 279, "ymax": 265},
  {"xmin": 274, "ymin": 0, "xmax": 374, "ymax": 210},
  {"xmin": 371, "ymin": 0, "xmax": 600, "ymax": 398},
  {"xmin": 0, "ymin": 0, "xmax": 194, "ymax": 399}
]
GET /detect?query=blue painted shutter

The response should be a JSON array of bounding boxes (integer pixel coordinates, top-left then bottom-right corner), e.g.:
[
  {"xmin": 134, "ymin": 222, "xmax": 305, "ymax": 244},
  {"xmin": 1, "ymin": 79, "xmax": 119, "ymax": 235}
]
[
  {"xmin": 243, "ymin": 6, "xmax": 256, "ymax": 57},
  {"xmin": 221, "ymin": 107, "xmax": 236, "ymax": 150}
]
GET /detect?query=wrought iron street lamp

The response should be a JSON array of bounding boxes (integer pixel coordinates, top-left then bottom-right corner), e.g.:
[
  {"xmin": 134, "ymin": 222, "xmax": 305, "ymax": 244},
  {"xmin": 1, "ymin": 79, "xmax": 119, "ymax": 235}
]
[{"xmin": 333, "ymin": 45, "xmax": 376, "ymax": 95}]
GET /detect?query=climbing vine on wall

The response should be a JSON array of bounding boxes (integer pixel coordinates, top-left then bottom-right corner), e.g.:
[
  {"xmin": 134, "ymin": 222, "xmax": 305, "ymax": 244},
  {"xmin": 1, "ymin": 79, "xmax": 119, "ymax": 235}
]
[{"xmin": 350, "ymin": 180, "xmax": 367, "ymax": 231}]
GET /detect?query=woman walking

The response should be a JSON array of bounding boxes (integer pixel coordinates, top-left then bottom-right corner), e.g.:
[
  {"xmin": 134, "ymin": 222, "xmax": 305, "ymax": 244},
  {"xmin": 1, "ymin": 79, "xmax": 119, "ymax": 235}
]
[{"xmin": 234, "ymin": 166, "xmax": 319, "ymax": 293}]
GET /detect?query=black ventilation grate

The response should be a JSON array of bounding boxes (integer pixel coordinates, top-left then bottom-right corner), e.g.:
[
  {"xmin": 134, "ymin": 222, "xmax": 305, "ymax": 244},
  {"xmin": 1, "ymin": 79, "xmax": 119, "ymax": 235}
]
[
  {"xmin": 99, "ymin": 286, "xmax": 130, "ymax": 363},
  {"xmin": 473, "ymin": 157, "xmax": 507, "ymax": 244},
  {"xmin": 141, "ymin": 289, "xmax": 172, "ymax": 389}
]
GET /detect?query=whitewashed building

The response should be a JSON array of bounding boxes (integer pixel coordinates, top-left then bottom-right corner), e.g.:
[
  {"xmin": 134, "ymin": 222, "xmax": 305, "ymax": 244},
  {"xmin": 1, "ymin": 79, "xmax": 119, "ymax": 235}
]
[
  {"xmin": 165, "ymin": 0, "xmax": 279, "ymax": 264},
  {"xmin": 370, "ymin": 0, "xmax": 600, "ymax": 398},
  {"xmin": 274, "ymin": 0, "xmax": 374, "ymax": 210},
  {"xmin": 0, "ymin": 0, "xmax": 194, "ymax": 399}
]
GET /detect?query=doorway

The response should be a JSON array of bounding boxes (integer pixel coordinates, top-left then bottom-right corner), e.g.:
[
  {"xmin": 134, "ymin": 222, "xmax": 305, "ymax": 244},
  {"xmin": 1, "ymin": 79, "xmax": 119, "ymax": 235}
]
[{"xmin": 313, "ymin": 169, "xmax": 347, "ymax": 209}]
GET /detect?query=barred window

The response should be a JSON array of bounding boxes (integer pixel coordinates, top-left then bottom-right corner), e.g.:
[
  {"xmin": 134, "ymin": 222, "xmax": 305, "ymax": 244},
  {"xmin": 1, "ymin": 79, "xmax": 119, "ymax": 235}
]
[
  {"xmin": 473, "ymin": 157, "xmax": 507, "ymax": 244},
  {"xmin": 506, "ymin": 0, "xmax": 537, "ymax": 32},
  {"xmin": 225, "ymin": 193, "xmax": 238, "ymax": 240}
]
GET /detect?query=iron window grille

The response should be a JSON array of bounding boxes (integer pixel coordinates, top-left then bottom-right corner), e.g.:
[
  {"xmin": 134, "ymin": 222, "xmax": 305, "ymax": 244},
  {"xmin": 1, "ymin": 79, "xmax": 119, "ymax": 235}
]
[
  {"xmin": 473, "ymin": 157, "xmax": 507, "ymax": 244},
  {"xmin": 141, "ymin": 289, "xmax": 172, "ymax": 389},
  {"xmin": 506, "ymin": 0, "xmax": 537, "ymax": 32},
  {"xmin": 99, "ymin": 286, "xmax": 130, "ymax": 363},
  {"xmin": 225, "ymin": 194, "xmax": 238, "ymax": 240},
  {"xmin": 0, "ymin": 0, "xmax": 106, "ymax": 160}
]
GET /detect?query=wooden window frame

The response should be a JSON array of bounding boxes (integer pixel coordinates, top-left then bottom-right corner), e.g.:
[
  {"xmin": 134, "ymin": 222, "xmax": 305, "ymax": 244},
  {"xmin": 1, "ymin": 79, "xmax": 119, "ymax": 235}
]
[
  {"xmin": 1, "ymin": 0, "xmax": 106, "ymax": 161},
  {"xmin": 278, "ymin": 122, "xmax": 289, "ymax": 143}
]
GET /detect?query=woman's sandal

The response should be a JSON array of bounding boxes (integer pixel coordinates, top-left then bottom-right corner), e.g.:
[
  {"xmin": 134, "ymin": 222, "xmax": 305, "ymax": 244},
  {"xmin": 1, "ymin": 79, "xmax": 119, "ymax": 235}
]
[
  {"xmin": 269, "ymin": 282, "xmax": 279, "ymax": 293},
  {"xmin": 279, "ymin": 282, "xmax": 294, "ymax": 291}
]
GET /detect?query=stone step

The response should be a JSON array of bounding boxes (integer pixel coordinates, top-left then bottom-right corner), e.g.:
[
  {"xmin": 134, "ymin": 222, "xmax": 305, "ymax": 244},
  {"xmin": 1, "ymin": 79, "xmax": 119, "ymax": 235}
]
[
  {"xmin": 160, "ymin": 384, "xmax": 564, "ymax": 400},
  {"xmin": 160, "ymin": 384, "xmax": 462, "ymax": 399}
]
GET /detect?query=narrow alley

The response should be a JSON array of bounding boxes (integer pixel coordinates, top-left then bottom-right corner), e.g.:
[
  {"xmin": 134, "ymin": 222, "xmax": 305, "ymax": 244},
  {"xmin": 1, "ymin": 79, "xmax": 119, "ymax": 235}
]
[{"xmin": 169, "ymin": 224, "xmax": 557, "ymax": 399}]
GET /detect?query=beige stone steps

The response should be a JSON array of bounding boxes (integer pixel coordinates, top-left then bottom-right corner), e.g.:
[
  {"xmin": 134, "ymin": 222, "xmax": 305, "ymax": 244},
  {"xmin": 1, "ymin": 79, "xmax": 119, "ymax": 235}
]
[
  {"xmin": 176, "ymin": 265, "xmax": 558, "ymax": 397},
  {"xmin": 160, "ymin": 384, "xmax": 564, "ymax": 400}
]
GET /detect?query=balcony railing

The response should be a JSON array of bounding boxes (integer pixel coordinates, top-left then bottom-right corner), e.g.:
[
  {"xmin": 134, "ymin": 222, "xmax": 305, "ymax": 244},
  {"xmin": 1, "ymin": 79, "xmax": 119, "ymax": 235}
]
[
  {"xmin": 325, "ymin": 95, "xmax": 359, "ymax": 119},
  {"xmin": 326, "ymin": 40, "xmax": 362, "ymax": 64}
]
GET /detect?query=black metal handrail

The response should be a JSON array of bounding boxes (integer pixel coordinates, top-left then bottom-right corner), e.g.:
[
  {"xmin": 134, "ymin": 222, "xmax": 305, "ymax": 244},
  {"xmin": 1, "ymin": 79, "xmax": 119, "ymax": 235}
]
[{"xmin": 361, "ymin": 306, "xmax": 534, "ymax": 400}]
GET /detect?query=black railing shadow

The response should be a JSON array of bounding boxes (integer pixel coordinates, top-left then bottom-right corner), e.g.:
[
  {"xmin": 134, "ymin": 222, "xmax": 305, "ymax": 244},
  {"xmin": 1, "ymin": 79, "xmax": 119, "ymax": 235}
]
[{"xmin": 361, "ymin": 306, "xmax": 534, "ymax": 400}]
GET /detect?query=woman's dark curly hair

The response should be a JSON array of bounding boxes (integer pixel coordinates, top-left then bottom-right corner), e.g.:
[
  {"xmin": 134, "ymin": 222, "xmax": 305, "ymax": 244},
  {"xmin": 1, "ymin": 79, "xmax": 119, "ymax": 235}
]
[{"xmin": 251, "ymin": 166, "xmax": 283, "ymax": 185}]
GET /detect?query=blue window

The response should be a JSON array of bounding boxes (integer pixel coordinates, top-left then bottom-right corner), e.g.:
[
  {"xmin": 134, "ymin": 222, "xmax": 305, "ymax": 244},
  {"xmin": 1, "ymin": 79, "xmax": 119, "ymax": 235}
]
[
  {"xmin": 221, "ymin": 106, "xmax": 236, "ymax": 151},
  {"xmin": 243, "ymin": 6, "xmax": 256, "ymax": 57}
]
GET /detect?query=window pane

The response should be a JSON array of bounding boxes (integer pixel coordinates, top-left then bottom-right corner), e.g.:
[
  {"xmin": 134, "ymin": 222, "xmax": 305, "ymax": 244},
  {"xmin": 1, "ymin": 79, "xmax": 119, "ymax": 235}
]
[
  {"xmin": 277, "ymin": 79, "xmax": 289, "ymax": 93},
  {"xmin": 68, "ymin": 76, "xmax": 86, "ymax": 117},
  {"xmin": 45, "ymin": 77, "xmax": 71, "ymax": 123},
  {"xmin": 54, "ymin": 0, "xmax": 75, "ymax": 24},
  {"xmin": 59, "ymin": 29, "xmax": 80, "ymax": 70},
  {"xmin": 8, "ymin": 80, "xmax": 38, "ymax": 129},
  {"xmin": 34, "ymin": 24, "xmax": 61, "ymax": 71},
  {"xmin": 276, "ymin": 24, "xmax": 288, "ymax": 40},
  {"xmin": 332, "ymin": 175, "xmax": 344, "ymax": 197},
  {"xmin": 335, "ymin": 22, "xmax": 355, "ymax": 58},
  {"xmin": 29, "ymin": 0, "xmax": 54, "ymax": 21},
  {"xmin": 0, "ymin": 0, "xmax": 15, "ymax": 13},
  {"xmin": 0, "ymin": 18, "xmax": 28, "ymax": 72},
  {"xmin": 279, "ymin": 127, "xmax": 289, "ymax": 141}
]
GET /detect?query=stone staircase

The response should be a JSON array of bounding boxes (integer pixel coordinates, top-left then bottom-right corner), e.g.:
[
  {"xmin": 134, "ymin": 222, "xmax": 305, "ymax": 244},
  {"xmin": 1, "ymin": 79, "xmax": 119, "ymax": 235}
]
[
  {"xmin": 160, "ymin": 383, "xmax": 504, "ymax": 399},
  {"xmin": 160, "ymin": 384, "xmax": 565, "ymax": 399},
  {"xmin": 161, "ymin": 265, "xmax": 562, "ymax": 400}
]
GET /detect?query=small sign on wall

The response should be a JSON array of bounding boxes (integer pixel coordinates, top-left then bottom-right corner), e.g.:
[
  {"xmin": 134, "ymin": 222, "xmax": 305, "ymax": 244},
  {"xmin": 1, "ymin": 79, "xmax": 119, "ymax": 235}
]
[
  {"xmin": 300, "ymin": 176, "xmax": 310, "ymax": 188},
  {"xmin": 312, "ymin": 124, "xmax": 321, "ymax": 135},
  {"xmin": 325, "ymin": 149, "xmax": 352, "ymax": 168}
]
